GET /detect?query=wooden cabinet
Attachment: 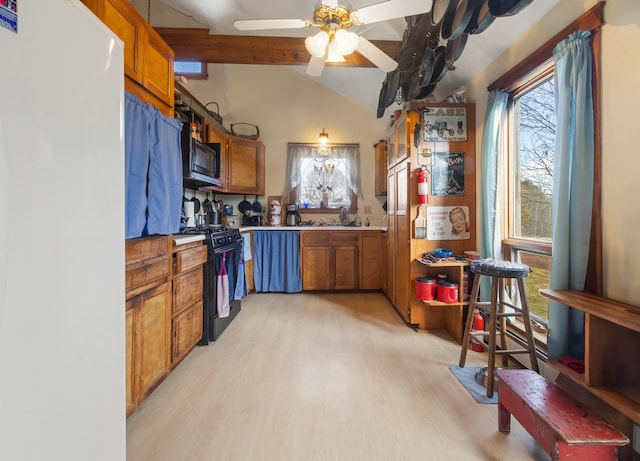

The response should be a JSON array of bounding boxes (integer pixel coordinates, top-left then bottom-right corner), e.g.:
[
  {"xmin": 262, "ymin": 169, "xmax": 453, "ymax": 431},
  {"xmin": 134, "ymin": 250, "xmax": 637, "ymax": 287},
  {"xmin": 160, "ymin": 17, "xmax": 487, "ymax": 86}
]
[
  {"xmin": 81, "ymin": 0, "xmax": 174, "ymax": 113},
  {"xmin": 301, "ymin": 232, "xmax": 331, "ymax": 290},
  {"xmin": 170, "ymin": 240, "xmax": 207, "ymax": 367},
  {"xmin": 301, "ymin": 231, "xmax": 361, "ymax": 291},
  {"xmin": 125, "ymin": 235, "xmax": 171, "ymax": 417},
  {"xmin": 361, "ymin": 231, "xmax": 383, "ymax": 290},
  {"xmin": 224, "ymin": 135, "xmax": 265, "ymax": 194},
  {"xmin": 374, "ymin": 141, "xmax": 387, "ymax": 196},
  {"xmin": 332, "ymin": 232, "xmax": 359, "ymax": 290},
  {"xmin": 380, "ymin": 231, "xmax": 388, "ymax": 295},
  {"xmin": 382, "ymin": 103, "xmax": 476, "ymax": 338}
]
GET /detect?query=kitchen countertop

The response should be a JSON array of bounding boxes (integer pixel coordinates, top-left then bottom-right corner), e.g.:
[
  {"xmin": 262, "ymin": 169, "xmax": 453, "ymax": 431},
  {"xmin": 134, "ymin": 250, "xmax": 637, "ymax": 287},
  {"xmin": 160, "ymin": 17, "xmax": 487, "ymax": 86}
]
[{"xmin": 239, "ymin": 225, "xmax": 385, "ymax": 231}]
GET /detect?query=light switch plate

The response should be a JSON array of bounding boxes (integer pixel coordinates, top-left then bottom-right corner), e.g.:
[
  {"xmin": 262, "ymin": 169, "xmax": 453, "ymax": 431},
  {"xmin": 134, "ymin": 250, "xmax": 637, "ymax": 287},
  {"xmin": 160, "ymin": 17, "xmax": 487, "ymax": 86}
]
[{"xmin": 364, "ymin": 206, "xmax": 372, "ymax": 215}]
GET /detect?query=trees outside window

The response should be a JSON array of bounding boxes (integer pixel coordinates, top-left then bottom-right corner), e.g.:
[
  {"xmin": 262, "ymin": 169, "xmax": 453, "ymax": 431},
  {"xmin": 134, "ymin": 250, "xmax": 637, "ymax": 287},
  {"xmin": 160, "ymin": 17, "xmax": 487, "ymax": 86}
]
[{"xmin": 505, "ymin": 72, "xmax": 556, "ymax": 329}]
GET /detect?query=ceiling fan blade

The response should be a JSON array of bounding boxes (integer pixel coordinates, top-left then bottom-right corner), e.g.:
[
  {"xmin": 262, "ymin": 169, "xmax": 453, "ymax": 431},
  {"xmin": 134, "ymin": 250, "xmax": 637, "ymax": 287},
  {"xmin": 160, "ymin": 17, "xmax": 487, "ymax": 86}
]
[
  {"xmin": 356, "ymin": 36, "xmax": 398, "ymax": 73},
  {"xmin": 321, "ymin": 0, "xmax": 339, "ymax": 8},
  {"xmin": 352, "ymin": 0, "xmax": 433, "ymax": 25},
  {"xmin": 306, "ymin": 55, "xmax": 327, "ymax": 77},
  {"xmin": 234, "ymin": 19, "xmax": 309, "ymax": 31}
]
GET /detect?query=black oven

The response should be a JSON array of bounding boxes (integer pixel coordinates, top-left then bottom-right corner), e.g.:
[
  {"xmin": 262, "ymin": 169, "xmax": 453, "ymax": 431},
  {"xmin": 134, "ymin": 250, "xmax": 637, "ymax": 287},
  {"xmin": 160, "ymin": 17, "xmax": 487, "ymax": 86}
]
[{"xmin": 199, "ymin": 227, "xmax": 243, "ymax": 344}]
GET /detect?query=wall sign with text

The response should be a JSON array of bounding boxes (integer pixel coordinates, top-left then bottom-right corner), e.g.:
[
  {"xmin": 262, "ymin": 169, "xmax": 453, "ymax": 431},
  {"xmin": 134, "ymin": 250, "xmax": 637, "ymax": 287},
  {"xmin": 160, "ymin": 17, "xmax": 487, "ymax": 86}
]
[{"xmin": 421, "ymin": 107, "xmax": 467, "ymax": 142}]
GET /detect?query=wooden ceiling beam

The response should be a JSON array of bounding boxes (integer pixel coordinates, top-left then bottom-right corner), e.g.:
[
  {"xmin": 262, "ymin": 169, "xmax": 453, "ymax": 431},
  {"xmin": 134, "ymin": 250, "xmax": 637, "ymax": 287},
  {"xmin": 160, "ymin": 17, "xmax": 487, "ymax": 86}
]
[{"xmin": 155, "ymin": 28, "xmax": 401, "ymax": 68}]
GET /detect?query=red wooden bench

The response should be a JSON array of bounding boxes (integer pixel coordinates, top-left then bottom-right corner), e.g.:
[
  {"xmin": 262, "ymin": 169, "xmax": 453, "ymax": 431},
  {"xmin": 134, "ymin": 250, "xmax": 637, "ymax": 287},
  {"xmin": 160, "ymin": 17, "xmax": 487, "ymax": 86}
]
[{"xmin": 495, "ymin": 369, "xmax": 629, "ymax": 460}]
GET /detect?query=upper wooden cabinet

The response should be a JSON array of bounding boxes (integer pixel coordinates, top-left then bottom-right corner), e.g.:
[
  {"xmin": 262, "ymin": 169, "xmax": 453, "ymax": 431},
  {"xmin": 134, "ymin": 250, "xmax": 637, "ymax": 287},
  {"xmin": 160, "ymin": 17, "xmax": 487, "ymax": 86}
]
[
  {"xmin": 225, "ymin": 135, "xmax": 265, "ymax": 194},
  {"xmin": 374, "ymin": 141, "xmax": 387, "ymax": 196},
  {"xmin": 81, "ymin": 0, "xmax": 174, "ymax": 111},
  {"xmin": 177, "ymin": 83, "xmax": 266, "ymax": 196}
]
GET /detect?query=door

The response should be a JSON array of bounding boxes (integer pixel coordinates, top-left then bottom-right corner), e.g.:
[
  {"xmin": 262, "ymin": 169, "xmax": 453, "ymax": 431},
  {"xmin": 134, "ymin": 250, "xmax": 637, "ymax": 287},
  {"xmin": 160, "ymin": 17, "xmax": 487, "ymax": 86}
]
[
  {"xmin": 395, "ymin": 161, "xmax": 411, "ymax": 322},
  {"xmin": 301, "ymin": 246, "xmax": 331, "ymax": 290},
  {"xmin": 361, "ymin": 232, "xmax": 382, "ymax": 290},
  {"xmin": 138, "ymin": 282, "xmax": 171, "ymax": 400},
  {"xmin": 226, "ymin": 136, "xmax": 265, "ymax": 194},
  {"xmin": 333, "ymin": 244, "xmax": 359, "ymax": 290}
]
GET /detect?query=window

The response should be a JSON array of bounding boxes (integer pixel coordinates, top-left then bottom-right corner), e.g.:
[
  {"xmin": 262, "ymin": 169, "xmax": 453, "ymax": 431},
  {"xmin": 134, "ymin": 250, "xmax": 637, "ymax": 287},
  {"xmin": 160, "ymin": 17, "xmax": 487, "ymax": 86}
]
[
  {"xmin": 174, "ymin": 61, "xmax": 208, "ymax": 80},
  {"xmin": 503, "ymin": 65, "xmax": 556, "ymax": 338},
  {"xmin": 284, "ymin": 143, "xmax": 361, "ymax": 213}
]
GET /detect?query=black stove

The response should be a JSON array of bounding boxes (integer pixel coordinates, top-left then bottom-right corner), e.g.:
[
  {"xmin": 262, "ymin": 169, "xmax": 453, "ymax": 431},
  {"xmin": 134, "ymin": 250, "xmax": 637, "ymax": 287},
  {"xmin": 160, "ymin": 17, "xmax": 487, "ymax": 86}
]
[
  {"xmin": 180, "ymin": 225, "xmax": 244, "ymax": 344},
  {"xmin": 179, "ymin": 226, "xmax": 242, "ymax": 251}
]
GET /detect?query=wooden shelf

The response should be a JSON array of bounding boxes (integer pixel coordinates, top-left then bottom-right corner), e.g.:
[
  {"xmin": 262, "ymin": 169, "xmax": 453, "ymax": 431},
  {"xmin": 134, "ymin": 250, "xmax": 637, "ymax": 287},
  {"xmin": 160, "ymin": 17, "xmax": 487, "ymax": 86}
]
[
  {"xmin": 541, "ymin": 289, "xmax": 640, "ymax": 424},
  {"xmin": 417, "ymin": 258, "xmax": 470, "ymax": 268},
  {"xmin": 540, "ymin": 289, "xmax": 640, "ymax": 332}
]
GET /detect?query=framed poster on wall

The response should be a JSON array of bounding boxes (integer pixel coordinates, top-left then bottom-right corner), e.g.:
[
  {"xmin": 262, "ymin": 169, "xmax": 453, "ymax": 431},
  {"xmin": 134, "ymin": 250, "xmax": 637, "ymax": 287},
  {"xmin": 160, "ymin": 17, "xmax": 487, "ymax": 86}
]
[
  {"xmin": 421, "ymin": 106, "xmax": 467, "ymax": 142},
  {"xmin": 427, "ymin": 206, "xmax": 470, "ymax": 240},
  {"xmin": 431, "ymin": 152, "xmax": 465, "ymax": 196}
]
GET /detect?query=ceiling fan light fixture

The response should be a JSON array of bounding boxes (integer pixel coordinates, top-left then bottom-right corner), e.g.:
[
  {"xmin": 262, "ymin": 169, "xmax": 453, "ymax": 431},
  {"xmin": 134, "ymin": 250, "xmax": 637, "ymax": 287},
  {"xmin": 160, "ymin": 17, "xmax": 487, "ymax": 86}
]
[
  {"xmin": 334, "ymin": 29, "xmax": 359, "ymax": 56},
  {"xmin": 326, "ymin": 41, "xmax": 346, "ymax": 63},
  {"xmin": 305, "ymin": 31, "xmax": 330, "ymax": 58}
]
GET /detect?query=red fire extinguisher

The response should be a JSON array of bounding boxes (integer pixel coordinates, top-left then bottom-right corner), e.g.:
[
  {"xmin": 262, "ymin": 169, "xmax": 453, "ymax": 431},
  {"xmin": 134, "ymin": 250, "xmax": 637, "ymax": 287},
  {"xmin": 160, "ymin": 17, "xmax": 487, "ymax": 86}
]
[
  {"xmin": 417, "ymin": 167, "xmax": 429, "ymax": 204},
  {"xmin": 471, "ymin": 309, "xmax": 484, "ymax": 352}
]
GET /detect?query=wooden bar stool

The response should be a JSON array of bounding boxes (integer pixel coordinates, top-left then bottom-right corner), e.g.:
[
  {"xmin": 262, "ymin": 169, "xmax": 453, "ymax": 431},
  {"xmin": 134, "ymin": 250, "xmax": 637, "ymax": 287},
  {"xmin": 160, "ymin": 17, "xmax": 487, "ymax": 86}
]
[{"xmin": 458, "ymin": 258, "xmax": 539, "ymax": 397}]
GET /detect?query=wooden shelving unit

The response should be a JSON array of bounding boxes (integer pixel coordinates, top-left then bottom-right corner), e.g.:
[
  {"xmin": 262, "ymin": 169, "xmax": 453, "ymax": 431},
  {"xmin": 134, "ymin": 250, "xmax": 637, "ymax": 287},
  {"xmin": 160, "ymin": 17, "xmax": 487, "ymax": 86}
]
[
  {"xmin": 416, "ymin": 259, "xmax": 470, "ymax": 342},
  {"xmin": 540, "ymin": 289, "xmax": 640, "ymax": 424}
]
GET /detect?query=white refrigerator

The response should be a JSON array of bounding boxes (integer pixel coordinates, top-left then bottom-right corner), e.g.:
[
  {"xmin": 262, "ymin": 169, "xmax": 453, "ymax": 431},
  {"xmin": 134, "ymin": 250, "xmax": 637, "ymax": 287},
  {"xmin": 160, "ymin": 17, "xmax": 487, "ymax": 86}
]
[{"xmin": 0, "ymin": 1, "xmax": 125, "ymax": 460}]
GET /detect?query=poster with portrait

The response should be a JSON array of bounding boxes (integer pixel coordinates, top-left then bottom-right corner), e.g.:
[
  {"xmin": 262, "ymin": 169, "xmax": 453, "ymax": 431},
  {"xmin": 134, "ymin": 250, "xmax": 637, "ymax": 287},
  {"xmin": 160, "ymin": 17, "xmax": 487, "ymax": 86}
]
[
  {"xmin": 431, "ymin": 152, "xmax": 465, "ymax": 196},
  {"xmin": 427, "ymin": 206, "xmax": 470, "ymax": 240}
]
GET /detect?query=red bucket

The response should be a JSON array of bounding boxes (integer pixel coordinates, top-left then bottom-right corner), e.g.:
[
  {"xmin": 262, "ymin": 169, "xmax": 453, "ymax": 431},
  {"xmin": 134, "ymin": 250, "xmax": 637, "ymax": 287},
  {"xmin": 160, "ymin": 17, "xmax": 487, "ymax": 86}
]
[
  {"xmin": 416, "ymin": 277, "xmax": 436, "ymax": 300},
  {"xmin": 437, "ymin": 280, "xmax": 459, "ymax": 303}
]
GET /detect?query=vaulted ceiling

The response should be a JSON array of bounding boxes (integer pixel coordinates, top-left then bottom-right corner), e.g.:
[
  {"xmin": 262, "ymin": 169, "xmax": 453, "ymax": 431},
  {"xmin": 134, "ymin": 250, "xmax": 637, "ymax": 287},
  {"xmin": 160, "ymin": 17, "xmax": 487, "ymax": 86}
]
[{"xmin": 138, "ymin": 0, "xmax": 562, "ymax": 113}]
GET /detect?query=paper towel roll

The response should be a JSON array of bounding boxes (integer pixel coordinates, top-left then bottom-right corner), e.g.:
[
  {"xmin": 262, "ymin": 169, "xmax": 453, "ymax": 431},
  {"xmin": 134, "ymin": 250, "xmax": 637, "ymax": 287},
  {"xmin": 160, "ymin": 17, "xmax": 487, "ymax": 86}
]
[{"xmin": 183, "ymin": 201, "xmax": 195, "ymax": 227}]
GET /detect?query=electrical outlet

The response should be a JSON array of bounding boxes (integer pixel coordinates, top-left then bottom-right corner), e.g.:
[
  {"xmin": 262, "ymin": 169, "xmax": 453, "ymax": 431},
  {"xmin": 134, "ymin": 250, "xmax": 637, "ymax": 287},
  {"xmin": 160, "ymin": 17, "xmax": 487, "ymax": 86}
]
[{"xmin": 364, "ymin": 206, "xmax": 372, "ymax": 215}]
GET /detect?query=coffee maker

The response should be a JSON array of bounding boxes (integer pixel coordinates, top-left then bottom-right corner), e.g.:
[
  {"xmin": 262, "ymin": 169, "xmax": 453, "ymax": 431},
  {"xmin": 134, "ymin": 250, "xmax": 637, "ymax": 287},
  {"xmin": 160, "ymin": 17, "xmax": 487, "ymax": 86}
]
[{"xmin": 286, "ymin": 203, "xmax": 302, "ymax": 226}]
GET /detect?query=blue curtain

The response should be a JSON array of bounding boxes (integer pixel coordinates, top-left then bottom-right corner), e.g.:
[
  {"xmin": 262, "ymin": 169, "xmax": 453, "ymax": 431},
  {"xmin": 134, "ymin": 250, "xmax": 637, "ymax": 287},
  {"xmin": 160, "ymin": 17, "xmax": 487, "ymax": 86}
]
[
  {"xmin": 124, "ymin": 92, "xmax": 152, "ymax": 239},
  {"xmin": 124, "ymin": 92, "xmax": 183, "ymax": 238},
  {"xmin": 479, "ymin": 90, "xmax": 508, "ymax": 300},
  {"xmin": 253, "ymin": 231, "xmax": 302, "ymax": 293},
  {"xmin": 548, "ymin": 31, "xmax": 594, "ymax": 360},
  {"xmin": 147, "ymin": 109, "xmax": 183, "ymax": 235}
]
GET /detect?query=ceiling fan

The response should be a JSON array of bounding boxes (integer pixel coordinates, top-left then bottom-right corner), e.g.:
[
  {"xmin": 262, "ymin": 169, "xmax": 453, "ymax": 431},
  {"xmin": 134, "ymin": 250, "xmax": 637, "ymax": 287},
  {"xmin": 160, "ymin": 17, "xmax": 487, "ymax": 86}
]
[{"xmin": 234, "ymin": 0, "xmax": 433, "ymax": 77}]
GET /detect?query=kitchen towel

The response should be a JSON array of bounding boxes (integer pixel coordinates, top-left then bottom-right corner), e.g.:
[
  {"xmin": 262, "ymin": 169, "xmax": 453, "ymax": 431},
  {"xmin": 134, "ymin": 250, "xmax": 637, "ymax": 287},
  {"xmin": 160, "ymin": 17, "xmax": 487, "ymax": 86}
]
[
  {"xmin": 242, "ymin": 232, "xmax": 252, "ymax": 261},
  {"xmin": 217, "ymin": 251, "xmax": 230, "ymax": 318}
]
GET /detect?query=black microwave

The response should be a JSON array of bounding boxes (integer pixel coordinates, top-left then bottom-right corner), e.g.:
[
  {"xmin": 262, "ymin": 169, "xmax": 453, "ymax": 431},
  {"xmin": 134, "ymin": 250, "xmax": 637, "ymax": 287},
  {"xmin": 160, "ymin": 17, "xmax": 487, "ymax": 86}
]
[{"xmin": 181, "ymin": 129, "xmax": 222, "ymax": 188}]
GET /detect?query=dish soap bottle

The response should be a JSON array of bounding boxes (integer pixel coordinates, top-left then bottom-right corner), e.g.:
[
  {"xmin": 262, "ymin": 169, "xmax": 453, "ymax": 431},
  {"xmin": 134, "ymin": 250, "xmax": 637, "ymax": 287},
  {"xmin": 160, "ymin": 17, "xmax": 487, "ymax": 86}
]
[{"xmin": 413, "ymin": 204, "xmax": 427, "ymax": 239}]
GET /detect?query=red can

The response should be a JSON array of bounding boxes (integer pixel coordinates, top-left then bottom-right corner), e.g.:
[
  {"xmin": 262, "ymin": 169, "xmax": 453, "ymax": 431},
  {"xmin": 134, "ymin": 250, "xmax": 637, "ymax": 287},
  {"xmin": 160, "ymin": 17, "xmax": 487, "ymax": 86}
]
[
  {"xmin": 415, "ymin": 277, "xmax": 436, "ymax": 300},
  {"xmin": 437, "ymin": 280, "xmax": 459, "ymax": 303}
]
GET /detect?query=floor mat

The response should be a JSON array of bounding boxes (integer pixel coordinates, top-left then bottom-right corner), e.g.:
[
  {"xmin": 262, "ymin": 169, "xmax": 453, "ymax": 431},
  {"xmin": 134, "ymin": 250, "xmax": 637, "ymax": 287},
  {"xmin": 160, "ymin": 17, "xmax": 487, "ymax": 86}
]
[{"xmin": 449, "ymin": 365, "xmax": 498, "ymax": 404}]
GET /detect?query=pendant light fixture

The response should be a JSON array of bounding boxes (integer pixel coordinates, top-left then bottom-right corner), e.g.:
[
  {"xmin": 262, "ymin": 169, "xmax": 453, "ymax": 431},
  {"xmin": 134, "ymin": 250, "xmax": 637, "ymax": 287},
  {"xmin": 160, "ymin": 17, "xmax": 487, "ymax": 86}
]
[{"xmin": 319, "ymin": 128, "xmax": 329, "ymax": 145}]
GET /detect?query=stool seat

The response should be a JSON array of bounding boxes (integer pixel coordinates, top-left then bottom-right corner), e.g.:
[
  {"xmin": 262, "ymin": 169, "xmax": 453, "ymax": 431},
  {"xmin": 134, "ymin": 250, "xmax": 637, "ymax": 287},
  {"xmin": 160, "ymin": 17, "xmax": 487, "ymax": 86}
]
[{"xmin": 470, "ymin": 258, "xmax": 530, "ymax": 278}]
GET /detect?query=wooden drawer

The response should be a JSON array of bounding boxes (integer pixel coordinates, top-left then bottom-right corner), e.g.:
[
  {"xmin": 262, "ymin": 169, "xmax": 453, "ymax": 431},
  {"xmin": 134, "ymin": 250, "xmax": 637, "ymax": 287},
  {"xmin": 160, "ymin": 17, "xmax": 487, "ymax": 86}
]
[
  {"xmin": 126, "ymin": 255, "xmax": 170, "ymax": 297},
  {"xmin": 126, "ymin": 235, "xmax": 169, "ymax": 265},
  {"xmin": 331, "ymin": 232, "xmax": 360, "ymax": 244},
  {"xmin": 301, "ymin": 231, "xmax": 330, "ymax": 245},
  {"xmin": 172, "ymin": 266, "xmax": 203, "ymax": 315},
  {"xmin": 173, "ymin": 245, "xmax": 207, "ymax": 274}
]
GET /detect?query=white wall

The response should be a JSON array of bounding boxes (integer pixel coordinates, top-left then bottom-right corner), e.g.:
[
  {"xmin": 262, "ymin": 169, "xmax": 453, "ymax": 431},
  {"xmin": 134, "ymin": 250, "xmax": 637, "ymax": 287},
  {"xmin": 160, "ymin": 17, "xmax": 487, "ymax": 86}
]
[
  {"xmin": 466, "ymin": 0, "xmax": 640, "ymax": 306},
  {"xmin": 0, "ymin": 1, "xmax": 126, "ymax": 460},
  {"xmin": 183, "ymin": 64, "xmax": 391, "ymax": 224}
]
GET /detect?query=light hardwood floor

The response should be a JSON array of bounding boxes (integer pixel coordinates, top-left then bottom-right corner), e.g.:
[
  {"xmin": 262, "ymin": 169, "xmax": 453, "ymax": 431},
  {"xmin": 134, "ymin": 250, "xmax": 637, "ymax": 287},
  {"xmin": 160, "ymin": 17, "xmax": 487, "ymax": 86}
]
[{"xmin": 127, "ymin": 292, "xmax": 551, "ymax": 460}]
